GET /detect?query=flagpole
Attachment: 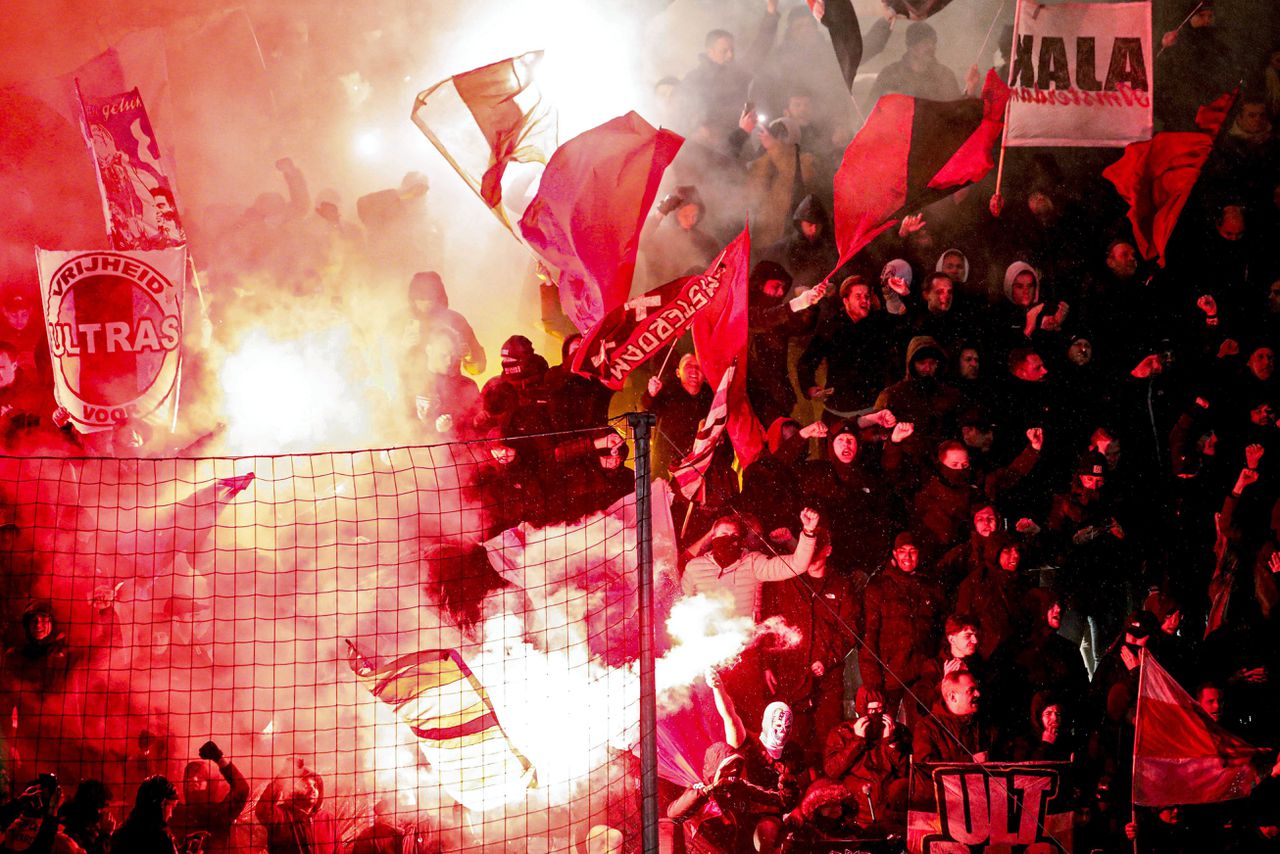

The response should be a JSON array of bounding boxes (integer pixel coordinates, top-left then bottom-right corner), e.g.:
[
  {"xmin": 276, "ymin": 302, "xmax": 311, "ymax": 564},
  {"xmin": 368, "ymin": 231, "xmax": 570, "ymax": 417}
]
[
  {"xmin": 994, "ymin": 0, "xmax": 1026, "ymax": 199},
  {"xmin": 1130, "ymin": 646, "xmax": 1145, "ymax": 854}
]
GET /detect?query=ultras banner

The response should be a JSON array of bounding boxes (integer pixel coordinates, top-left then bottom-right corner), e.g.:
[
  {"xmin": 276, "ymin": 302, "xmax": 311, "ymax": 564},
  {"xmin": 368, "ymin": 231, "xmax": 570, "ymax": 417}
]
[
  {"xmin": 1005, "ymin": 0, "xmax": 1153, "ymax": 147},
  {"xmin": 908, "ymin": 762, "xmax": 1074, "ymax": 852},
  {"xmin": 35, "ymin": 248, "xmax": 185, "ymax": 432}
]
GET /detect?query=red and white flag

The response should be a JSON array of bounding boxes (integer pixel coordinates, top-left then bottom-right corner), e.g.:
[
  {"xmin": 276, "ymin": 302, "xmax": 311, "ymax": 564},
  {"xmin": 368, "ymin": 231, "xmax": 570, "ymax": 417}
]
[
  {"xmin": 519, "ymin": 111, "xmax": 683, "ymax": 333},
  {"xmin": 670, "ymin": 360, "xmax": 735, "ymax": 501},
  {"xmin": 690, "ymin": 228, "xmax": 765, "ymax": 468},
  {"xmin": 1133, "ymin": 650, "xmax": 1268, "ymax": 806},
  {"xmin": 412, "ymin": 52, "xmax": 557, "ymax": 233}
]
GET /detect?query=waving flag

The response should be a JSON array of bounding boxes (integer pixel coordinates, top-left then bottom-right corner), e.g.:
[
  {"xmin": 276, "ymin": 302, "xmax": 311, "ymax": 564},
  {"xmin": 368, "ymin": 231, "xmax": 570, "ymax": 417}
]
[
  {"xmin": 412, "ymin": 52, "xmax": 556, "ymax": 233},
  {"xmin": 349, "ymin": 644, "xmax": 536, "ymax": 811},
  {"xmin": 690, "ymin": 228, "xmax": 765, "ymax": 467},
  {"xmin": 1133, "ymin": 650, "xmax": 1267, "ymax": 806},
  {"xmin": 77, "ymin": 86, "xmax": 187, "ymax": 250},
  {"xmin": 519, "ymin": 111, "xmax": 683, "ymax": 332},
  {"xmin": 670, "ymin": 361, "xmax": 735, "ymax": 501},
  {"xmin": 834, "ymin": 71, "xmax": 1009, "ymax": 267},
  {"xmin": 571, "ymin": 267, "xmax": 730, "ymax": 391},
  {"xmin": 807, "ymin": 0, "xmax": 863, "ymax": 91},
  {"xmin": 1103, "ymin": 92, "xmax": 1235, "ymax": 267}
]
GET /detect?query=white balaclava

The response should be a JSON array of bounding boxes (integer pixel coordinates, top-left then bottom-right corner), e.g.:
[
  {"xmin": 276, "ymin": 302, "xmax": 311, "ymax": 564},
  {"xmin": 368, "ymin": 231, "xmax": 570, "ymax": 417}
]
[{"xmin": 760, "ymin": 701, "xmax": 792, "ymax": 758}]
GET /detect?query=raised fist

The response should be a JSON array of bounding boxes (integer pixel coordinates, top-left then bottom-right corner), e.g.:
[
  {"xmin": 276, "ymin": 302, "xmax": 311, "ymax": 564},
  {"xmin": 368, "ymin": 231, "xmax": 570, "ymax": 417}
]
[
  {"xmin": 1026, "ymin": 427, "xmax": 1043, "ymax": 451},
  {"xmin": 890, "ymin": 421, "xmax": 914, "ymax": 444},
  {"xmin": 800, "ymin": 507, "xmax": 820, "ymax": 534},
  {"xmin": 799, "ymin": 421, "xmax": 828, "ymax": 440},
  {"xmin": 198, "ymin": 740, "xmax": 224, "ymax": 762},
  {"xmin": 1246, "ymin": 443, "xmax": 1265, "ymax": 470}
]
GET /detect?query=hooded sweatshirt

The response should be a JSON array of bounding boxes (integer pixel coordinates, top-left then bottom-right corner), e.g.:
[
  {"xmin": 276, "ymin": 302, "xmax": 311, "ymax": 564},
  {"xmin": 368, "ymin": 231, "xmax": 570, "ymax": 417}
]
[
  {"xmin": 255, "ymin": 772, "xmax": 338, "ymax": 854},
  {"xmin": 404, "ymin": 272, "xmax": 486, "ymax": 374}
]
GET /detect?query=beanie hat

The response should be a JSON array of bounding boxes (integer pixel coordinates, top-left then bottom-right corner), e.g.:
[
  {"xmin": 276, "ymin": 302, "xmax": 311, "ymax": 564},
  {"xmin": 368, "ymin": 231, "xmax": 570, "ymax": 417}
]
[{"xmin": 893, "ymin": 531, "xmax": 916, "ymax": 550}]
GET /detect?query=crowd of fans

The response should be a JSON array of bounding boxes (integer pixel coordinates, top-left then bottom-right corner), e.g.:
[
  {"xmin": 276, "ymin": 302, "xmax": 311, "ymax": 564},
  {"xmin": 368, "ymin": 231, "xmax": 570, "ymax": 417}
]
[{"xmin": 4, "ymin": 0, "xmax": 1280, "ymax": 851}]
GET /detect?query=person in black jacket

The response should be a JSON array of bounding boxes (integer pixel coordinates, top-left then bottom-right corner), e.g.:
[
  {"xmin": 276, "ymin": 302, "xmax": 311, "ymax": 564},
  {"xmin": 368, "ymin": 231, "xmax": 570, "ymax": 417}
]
[
  {"xmin": 111, "ymin": 775, "xmax": 180, "ymax": 854},
  {"xmin": 170, "ymin": 740, "xmax": 251, "ymax": 854}
]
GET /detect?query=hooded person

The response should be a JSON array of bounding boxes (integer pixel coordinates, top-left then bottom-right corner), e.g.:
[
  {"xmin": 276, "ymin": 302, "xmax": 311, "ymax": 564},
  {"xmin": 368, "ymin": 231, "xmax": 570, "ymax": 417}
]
[
  {"xmin": 666, "ymin": 742, "xmax": 786, "ymax": 854},
  {"xmin": 254, "ymin": 759, "xmax": 338, "ymax": 854},
  {"xmin": 992, "ymin": 261, "xmax": 1045, "ymax": 359},
  {"xmin": 873, "ymin": 335, "xmax": 961, "ymax": 453},
  {"xmin": 57, "ymin": 779, "xmax": 114, "ymax": 854},
  {"xmin": 954, "ymin": 533, "xmax": 1032, "ymax": 658},
  {"xmin": 3, "ymin": 601, "xmax": 71, "ymax": 693},
  {"xmin": 761, "ymin": 194, "xmax": 838, "ymax": 289},
  {"xmin": 544, "ymin": 333, "xmax": 614, "ymax": 432},
  {"xmin": 1011, "ymin": 690, "xmax": 1077, "ymax": 762},
  {"xmin": 936, "ymin": 248, "xmax": 971, "ymax": 288},
  {"xmin": 988, "ymin": 588, "xmax": 1089, "ymax": 736},
  {"xmin": 782, "ymin": 779, "xmax": 865, "ymax": 847},
  {"xmin": 110, "ymin": 775, "xmax": 180, "ymax": 853},
  {"xmin": 168, "ymin": 741, "xmax": 250, "ymax": 854},
  {"xmin": 403, "ymin": 271, "xmax": 485, "ymax": 376},
  {"xmin": 747, "ymin": 261, "xmax": 817, "ymax": 427},
  {"xmin": 477, "ymin": 335, "xmax": 551, "ymax": 436},
  {"xmin": 935, "ymin": 502, "xmax": 1008, "ymax": 597},
  {"xmin": 912, "ymin": 440, "xmax": 980, "ymax": 562}
]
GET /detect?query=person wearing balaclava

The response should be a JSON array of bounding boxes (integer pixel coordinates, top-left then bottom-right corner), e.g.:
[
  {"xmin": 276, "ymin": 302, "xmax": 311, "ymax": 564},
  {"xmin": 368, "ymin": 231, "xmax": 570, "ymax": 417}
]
[
  {"xmin": 912, "ymin": 440, "xmax": 980, "ymax": 561},
  {"xmin": 747, "ymin": 261, "xmax": 820, "ymax": 426},
  {"xmin": 705, "ymin": 670, "xmax": 803, "ymax": 852},
  {"xmin": 477, "ymin": 335, "xmax": 551, "ymax": 437},
  {"xmin": 402, "ymin": 271, "xmax": 485, "ymax": 376},
  {"xmin": 169, "ymin": 740, "xmax": 250, "ymax": 854}
]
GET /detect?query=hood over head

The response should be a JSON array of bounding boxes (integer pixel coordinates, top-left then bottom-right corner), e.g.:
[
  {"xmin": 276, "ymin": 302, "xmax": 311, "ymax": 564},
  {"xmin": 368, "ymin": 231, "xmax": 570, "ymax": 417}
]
[
  {"xmin": 408, "ymin": 271, "xmax": 448, "ymax": 308},
  {"xmin": 749, "ymin": 260, "xmax": 793, "ymax": 299},
  {"xmin": 904, "ymin": 335, "xmax": 945, "ymax": 379},
  {"xmin": 792, "ymin": 194, "xmax": 830, "ymax": 231},
  {"xmin": 936, "ymin": 248, "xmax": 970, "ymax": 283},
  {"xmin": 1002, "ymin": 261, "xmax": 1040, "ymax": 304}
]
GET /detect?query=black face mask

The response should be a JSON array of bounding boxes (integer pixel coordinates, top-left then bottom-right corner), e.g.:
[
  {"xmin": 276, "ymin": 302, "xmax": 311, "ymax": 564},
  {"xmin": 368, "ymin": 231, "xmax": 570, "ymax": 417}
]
[
  {"xmin": 941, "ymin": 466, "xmax": 971, "ymax": 487},
  {"xmin": 710, "ymin": 536, "xmax": 744, "ymax": 568}
]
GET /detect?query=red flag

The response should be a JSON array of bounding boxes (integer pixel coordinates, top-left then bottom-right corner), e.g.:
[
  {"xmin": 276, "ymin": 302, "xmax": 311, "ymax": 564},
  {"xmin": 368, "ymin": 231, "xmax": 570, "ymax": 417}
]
[
  {"xmin": 571, "ymin": 270, "xmax": 728, "ymax": 390},
  {"xmin": 520, "ymin": 112, "xmax": 683, "ymax": 332},
  {"xmin": 670, "ymin": 361, "xmax": 735, "ymax": 500},
  {"xmin": 690, "ymin": 228, "xmax": 765, "ymax": 468},
  {"xmin": 412, "ymin": 52, "xmax": 557, "ymax": 233},
  {"xmin": 1133, "ymin": 650, "xmax": 1267, "ymax": 806},
  {"xmin": 1103, "ymin": 92, "xmax": 1236, "ymax": 267},
  {"xmin": 834, "ymin": 71, "xmax": 1009, "ymax": 267}
]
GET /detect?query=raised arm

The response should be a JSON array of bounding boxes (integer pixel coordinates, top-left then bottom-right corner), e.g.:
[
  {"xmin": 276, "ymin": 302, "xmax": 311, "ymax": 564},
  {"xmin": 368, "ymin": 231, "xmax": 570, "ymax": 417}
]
[{"xmin": 706, "ymin": 668, "xmax": 747, "ymax": 748}]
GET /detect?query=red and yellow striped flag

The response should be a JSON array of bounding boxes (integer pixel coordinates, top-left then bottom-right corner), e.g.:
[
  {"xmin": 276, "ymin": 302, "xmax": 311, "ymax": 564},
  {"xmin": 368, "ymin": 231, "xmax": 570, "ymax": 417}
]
[{"xmin": 349, "ymin": 643, "xmax": 536, "ymax": 808}]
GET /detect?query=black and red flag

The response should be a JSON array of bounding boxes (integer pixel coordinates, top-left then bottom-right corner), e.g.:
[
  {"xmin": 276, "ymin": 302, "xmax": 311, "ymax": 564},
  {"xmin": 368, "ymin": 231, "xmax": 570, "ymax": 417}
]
[
  {"xmin": 1102, "ymin": 92, "xmax": 1236, "ymax": 268},
  {"xmin": 834, "ymin": 70, "xmax": 1010, "ymax": 267}
]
